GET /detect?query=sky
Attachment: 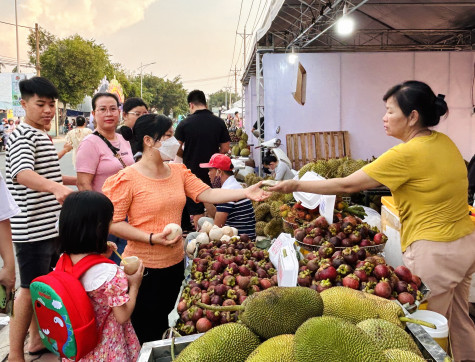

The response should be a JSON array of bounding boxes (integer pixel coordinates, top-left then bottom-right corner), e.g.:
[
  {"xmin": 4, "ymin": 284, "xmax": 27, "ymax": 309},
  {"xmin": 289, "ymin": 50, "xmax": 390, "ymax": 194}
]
[{"xmin": 0, "ymin": 0, "xmax": 269, "ymax": 95}]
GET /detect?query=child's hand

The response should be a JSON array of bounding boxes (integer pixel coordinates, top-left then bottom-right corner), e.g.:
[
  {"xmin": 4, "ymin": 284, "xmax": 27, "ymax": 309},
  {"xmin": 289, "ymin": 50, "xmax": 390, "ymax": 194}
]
[
  {"xmin": 126, "ymin": 260, "xmax": 144, "ymax": 288},
  {"xmin": 103, "ymin": 241, "xmax": 118, "ymax": 259}
]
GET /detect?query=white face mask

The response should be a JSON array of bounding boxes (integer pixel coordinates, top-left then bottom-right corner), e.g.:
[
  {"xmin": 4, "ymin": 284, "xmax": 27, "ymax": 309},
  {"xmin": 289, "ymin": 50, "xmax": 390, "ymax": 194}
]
[{"xmin": 153, "ymin": 136, "xmax": 180, "ymax": 161}]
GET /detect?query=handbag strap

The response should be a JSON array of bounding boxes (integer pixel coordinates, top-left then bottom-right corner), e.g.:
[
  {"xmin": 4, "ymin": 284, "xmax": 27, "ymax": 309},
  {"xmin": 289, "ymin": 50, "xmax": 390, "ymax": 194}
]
[{"xmin": 93, "ymin": 131, "xmax": 127, "ymax": 169}]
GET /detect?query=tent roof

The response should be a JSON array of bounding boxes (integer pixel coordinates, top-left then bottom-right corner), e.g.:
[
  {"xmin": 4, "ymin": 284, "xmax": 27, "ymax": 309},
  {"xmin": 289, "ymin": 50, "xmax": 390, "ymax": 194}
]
[{"xmin": 242, "ymin": 0, "xmax": 475, "ymax": 84}]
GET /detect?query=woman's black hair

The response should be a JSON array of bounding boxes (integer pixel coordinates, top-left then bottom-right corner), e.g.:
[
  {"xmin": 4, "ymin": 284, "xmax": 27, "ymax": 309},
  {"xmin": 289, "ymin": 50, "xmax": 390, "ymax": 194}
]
[
  {"xmin": 76, "ymin": 116, "xmax": 86, "ymax": 127},
  {"xmin": 58, "ymin": 191, "xmax": 113, "ymax": 254},
  {"xmin": 262, "ymin": 150, "xmax": 277, "ymax": 165},
  {"xmin": 123, "ymin": 97, "xmax": 148, "ymax": 113},
  {"xmin": 122, "ymin": 114, "xmax": 173, "ymax": 152},
  {"xmin": 91, "ymin": 92, "xmax": 119, "ymax": 110},
  {"xmin": 383, "ymin": 80, "xmax": 448, "ymax": 127}
]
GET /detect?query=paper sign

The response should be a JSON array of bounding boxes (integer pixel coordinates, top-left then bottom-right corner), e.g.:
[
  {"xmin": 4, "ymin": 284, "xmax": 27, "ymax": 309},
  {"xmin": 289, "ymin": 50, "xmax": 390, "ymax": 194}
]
[
  {"xmin": 319, "ymin": 195, "xmax": 336, "ymax": 225},
  {"xmin": 269, "ymin": 233, "xmax": 295, "ymax": 268}
]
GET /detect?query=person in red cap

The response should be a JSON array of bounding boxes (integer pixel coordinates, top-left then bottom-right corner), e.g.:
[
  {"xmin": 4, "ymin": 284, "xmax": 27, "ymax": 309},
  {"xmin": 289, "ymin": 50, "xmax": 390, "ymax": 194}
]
[{"xmin": 200, "ymin": 154, "xmax": 256, "ymax": 238}]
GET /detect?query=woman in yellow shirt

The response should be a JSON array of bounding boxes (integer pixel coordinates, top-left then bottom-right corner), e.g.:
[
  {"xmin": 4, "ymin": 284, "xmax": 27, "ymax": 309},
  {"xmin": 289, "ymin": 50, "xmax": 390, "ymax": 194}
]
[
  {"xmin": 102, "ymin": 114, "xmax": 268, "ymax": 344},
  {"xmin": 270, "ymin": 81, "xmax": 475, "ymax": 361}
]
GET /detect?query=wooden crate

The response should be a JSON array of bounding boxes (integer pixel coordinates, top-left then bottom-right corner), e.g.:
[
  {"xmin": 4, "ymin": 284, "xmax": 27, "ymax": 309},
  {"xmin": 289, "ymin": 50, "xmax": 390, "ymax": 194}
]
[{"xmin": 286, "ymin": 131, "xmax": 351, "ymax": 170}]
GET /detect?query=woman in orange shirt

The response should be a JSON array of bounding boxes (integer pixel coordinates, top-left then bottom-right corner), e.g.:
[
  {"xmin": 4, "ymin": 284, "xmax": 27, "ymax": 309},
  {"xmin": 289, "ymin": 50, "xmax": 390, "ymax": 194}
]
[{"xmin": 102, "ymin": 114, "xmax": 267, "ymax": 343}]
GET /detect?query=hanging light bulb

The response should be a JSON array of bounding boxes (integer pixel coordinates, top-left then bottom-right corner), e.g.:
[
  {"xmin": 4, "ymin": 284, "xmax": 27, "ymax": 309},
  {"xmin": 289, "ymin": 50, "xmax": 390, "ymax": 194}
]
[
  {"xmin": 336, "ymin": 4, "xmax": 354, "ymax": 36},
  {"xmin": 288, "ymin": 46, "xmax": 298, "ymax": 64}
]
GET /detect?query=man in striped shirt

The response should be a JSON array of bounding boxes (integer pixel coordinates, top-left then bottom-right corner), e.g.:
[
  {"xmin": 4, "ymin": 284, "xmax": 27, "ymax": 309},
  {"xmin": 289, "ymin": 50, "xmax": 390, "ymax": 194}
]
[
  {"xmin": 6, "ymin": 77, "xmax": 76, "ymax": 360},
  {"xmin": 200, "ymin": 154, "xmax": 256, "ymax": 239}
]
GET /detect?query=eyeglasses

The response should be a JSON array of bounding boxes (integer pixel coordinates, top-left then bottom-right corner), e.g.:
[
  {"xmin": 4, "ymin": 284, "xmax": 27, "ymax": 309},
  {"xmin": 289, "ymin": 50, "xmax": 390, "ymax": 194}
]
[
  {"xmin": 96, "ymin": 107, "xmax": 119, "ymax": 114},
  {"xmin": 127, "ymin": 111, "xmax": 148, "ymax": 117}
]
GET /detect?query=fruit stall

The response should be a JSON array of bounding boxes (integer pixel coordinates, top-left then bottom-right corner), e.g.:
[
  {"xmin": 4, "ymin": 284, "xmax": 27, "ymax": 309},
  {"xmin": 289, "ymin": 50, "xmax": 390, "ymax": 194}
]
[{"xmin": 138, "ymin": 189, "xmax": 451, "ymax": 361}]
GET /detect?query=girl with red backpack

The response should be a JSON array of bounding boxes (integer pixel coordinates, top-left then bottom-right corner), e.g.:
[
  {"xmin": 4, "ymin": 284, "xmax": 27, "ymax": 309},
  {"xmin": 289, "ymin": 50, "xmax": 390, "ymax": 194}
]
[{"xmin": 37, "ymin": 191, "xmax": 144, "ymax": 361}]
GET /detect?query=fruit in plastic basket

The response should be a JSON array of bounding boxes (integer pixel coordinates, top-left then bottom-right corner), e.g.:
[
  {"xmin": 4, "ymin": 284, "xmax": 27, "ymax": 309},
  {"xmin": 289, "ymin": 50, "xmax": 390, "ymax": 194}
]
[
  {"xmin": 394, "ymin": 265, "xmax": 413, "ymax": 283},
  {"xmin": 197, "ymin": 287, "xmax": 324, "ymax": 340},
  {"xmin": 383, "ymin": 349, "xmax": 426, "ymax": 362},
  {"xmin": 357, "ymin": 319, "xmax": 422, "ymax": 356},
  {"xmin": 320, "ymin": 287, "xmax": 435, "ymax": 329},
  {"xmin": 245, "ymin": 334, "xmax": 295, "ymax": 362},
  {"xmin": 397, "ymin": 292, "xmax": 415, "ymax": 306},
  {"xmin": 294, "ymin": 316, "xmax": 386, "ymax": 362},
  {"xmin": 373, "ymin": 232, "xmax": 388, "ymax": 245},
  {"xmin": 175, "ymin": 323, "xmax": 260, "ymax": 362}
]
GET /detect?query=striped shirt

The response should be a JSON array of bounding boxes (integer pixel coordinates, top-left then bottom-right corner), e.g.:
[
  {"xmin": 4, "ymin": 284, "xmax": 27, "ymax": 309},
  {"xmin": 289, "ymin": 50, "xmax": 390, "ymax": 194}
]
[
  {"xmin": 6, "ymin": 123, "xmax": 62, "ymax": 243},
  {"xmin": 216, "ymin": 176, "xmax": 256, "ymax": 238}
]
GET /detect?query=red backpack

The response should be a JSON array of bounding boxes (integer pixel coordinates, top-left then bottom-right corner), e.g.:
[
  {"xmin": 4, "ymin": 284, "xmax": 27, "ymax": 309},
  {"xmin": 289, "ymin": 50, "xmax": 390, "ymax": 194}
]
[{"xmin": 30, "ymin": 254, "xmax": 115, "ymax": 360}]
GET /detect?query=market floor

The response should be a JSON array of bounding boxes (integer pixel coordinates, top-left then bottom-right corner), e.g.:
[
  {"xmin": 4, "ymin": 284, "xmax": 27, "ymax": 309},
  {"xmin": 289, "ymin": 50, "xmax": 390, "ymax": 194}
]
[{"xmin": 0, "ymin": 324, "xmax": 58, "ymax": 361}]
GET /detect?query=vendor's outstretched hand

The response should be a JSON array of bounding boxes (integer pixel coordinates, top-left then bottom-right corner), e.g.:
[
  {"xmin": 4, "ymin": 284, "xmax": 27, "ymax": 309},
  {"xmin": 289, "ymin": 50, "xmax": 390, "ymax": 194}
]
[
  {"xmin": 245, "ymin": 181, "xmax": 271, "ymax": 201},
  {"xmin": 268, "ymin": 179, "xmax": 299, "ymax": 194}
]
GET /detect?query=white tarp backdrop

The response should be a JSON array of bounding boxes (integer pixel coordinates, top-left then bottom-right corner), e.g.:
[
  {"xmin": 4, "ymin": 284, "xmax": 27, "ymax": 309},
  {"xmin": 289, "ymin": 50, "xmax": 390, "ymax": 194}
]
[{"xmin": 245, "ymin": 51, "xmax": 475, "ymax": 165}]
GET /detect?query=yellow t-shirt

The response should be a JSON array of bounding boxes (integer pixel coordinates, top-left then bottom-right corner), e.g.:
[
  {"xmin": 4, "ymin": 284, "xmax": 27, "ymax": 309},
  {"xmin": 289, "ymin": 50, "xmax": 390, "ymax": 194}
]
[{"xmin": 362, "ymin": 131, "xmax": 474, "ymax": 252}]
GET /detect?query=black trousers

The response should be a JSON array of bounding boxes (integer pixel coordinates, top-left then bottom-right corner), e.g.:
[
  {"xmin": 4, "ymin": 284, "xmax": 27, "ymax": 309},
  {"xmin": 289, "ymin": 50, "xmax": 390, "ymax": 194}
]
[{"xmin": 131, "ymin": 261, "xmax": 184, "ymax": 344}]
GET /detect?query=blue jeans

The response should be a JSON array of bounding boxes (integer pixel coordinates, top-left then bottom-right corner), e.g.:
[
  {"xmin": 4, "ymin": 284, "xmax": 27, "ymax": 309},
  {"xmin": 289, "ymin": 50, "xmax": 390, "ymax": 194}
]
[{"xmin": 108, "ymin": 233, "xmax": 127, "ymax": 265}]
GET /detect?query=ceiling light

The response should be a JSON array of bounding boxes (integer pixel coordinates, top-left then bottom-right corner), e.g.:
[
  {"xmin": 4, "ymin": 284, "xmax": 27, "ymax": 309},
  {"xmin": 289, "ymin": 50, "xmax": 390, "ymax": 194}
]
[
  {"xmin": 288, "ymin": 46, "xmax": 298, "ymax": 64},
  {"xmin": 336, "ymin": 4, "xmax": 354, "ymax": 36}
]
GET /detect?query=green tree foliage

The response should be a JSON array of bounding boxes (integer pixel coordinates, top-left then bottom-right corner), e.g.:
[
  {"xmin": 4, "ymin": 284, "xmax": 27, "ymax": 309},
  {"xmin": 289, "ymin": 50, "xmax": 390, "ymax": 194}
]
[
  {"xmin": 27, "ymin": 27, "xmax": 56, "ymax": 66},
  {"xmin": 40, "ymin": 35, "xmax": 109, "ymax": 106},
  {"xmin": 104, "ymin": 62, "xmax": 139, "ymax": 99},
  {"xmin": 138, "ymin": 74, "xmax": 188, "ymax": 117},
  {"xmin": 208, "ymin": 89, "xmax": 240, "ymax": 110}
]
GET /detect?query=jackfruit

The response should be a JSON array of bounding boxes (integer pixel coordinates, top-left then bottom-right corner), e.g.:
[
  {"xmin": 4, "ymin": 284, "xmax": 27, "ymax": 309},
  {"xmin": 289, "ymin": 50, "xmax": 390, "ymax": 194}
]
[
  {"xmin": 264, "ymin": 217, "xmax": 283, "ymax": 239},
  {"xmin": 298, "ymin": 162, "xmax": 315, "ymax": 179},
  {"xmin": 236, "ymin": 128, "xmax": 243, "ymax": 137},
  {"xmin": 283, "ymin": 193, "xmax": 294, "ymax": 203},
  {"xmin": 255, "ymin": 221, "xmax": 267, "ymax": 236},
  {"xmin": 383, "ymin": 349, "xmax": 425, "ymax": 361},
  {"xmin": 245, "ymin": 173, "xmax": 257, "ymax": 186},
  {"xmin": 245, "ymin": 334, "xmax": 296, "ymax": 362},
  {"xmin": 294, "ymin": 316, "xmax": 387, "ymax": 362},
  {"xmin": 321, "ymin": 287, "xmax": 407, "ymax": 328},
  {"xmin": 312, "ymin": 160, "xmax": 330, "ymax": 178},
  {"xmin": 265, "ymin": 213, "xmax": 273, "ymax": 223},
  {"xmin": 254, "ymin": 203, "xmax": 271, "ymax": 221},
  {"xmin": 232, "ymin": 145, "xmax": 241, "ymax": 156},
  {"xmin": 270, "ymin": 201, "xmax": 284, "ymax": 218},
  {"xmin": 241, "ymin": 132, "xmax": 248, "ymax": 142},
  {"xmin": 357, "ymin": 319, "xmax": 422, "ymax": 356},
  {"xmin": 240, "ymin": 148, "xmax": 250, "ymax": 157},
  {"xmin": 239, "ymin": 140, "xmax": 247, "ymax": 149},
  {"xmin": 197, "ymin": 287, "xmax": 324, "ymax": 340},
  {"xmin": 175, "ymin": 323, "xmax": 260, "ymax": 362}
]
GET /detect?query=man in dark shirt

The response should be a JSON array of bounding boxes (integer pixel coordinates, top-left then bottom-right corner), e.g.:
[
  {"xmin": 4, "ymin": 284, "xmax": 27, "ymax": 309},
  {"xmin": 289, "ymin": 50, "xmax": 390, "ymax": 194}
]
[{"xmin": 175, "ymin": 89, "xmax": 230, "ymax": 229}]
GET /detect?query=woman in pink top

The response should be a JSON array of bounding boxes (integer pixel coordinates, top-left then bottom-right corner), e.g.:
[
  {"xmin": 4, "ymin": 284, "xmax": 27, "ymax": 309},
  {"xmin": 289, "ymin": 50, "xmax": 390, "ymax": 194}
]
[
  {"xmin": 76, "ymin": 92, "xmax": 133, "ymax": 192},
  {"xmin": 102, "ymin": 114, "xmax": 268, "ymax": 344},
  {"xmin": 76, "ymin": 92, "xmax": 134, "ymax": 264}
]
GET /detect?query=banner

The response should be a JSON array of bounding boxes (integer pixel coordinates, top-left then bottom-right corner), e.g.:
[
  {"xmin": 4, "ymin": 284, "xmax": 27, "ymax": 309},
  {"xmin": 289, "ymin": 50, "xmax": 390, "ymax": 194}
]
[{"xmin": 12, "ymin": 73, "xmax": 28, "ymax": 117}]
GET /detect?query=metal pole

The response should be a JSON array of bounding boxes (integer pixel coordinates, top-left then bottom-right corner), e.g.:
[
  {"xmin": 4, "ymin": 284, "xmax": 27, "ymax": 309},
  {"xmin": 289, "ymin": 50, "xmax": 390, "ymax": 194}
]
[
  {"xmin": 140, "ymin": 62, "xmax": 143, "ymax": 98},
  {"xmin": 14, "ymin": 0, "xmax": 20, "ymax": 73},
  {"xmin": 35, "ymin": 23, "xmax": 40, "ymax": 76},
  {"xmin": 256, "ymin": 51, "xmax": 262, "ymax": 176}
]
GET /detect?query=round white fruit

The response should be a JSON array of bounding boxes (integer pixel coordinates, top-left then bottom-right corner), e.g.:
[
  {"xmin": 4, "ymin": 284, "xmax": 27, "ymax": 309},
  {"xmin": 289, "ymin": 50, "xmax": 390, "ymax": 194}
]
[
  {"xmin": 209, "ymin": 228, "xmax": 224, "ymax": 241},
  {"xmin": 164, "ymin": 223, "xmax": 182, "ymax": 240}
]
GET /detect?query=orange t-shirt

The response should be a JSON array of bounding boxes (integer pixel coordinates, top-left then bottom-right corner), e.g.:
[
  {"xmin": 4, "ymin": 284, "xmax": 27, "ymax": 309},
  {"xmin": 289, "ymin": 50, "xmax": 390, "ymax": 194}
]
[{"xmin": 102, "ymin": 163, "xmax": 210, "ymax": 268}]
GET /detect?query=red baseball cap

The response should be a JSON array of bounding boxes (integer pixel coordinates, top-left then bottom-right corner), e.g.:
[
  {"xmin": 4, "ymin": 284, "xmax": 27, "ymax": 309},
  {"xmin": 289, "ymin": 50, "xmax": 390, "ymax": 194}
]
[{"xmin": 200, "ymin": 153, "xmax": 233, "ymax": 171}]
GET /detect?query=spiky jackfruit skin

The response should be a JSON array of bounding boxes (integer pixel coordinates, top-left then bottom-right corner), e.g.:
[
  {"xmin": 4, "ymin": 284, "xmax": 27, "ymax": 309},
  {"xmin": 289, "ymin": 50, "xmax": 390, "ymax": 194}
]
[
  {"xmin": 245, "ymin": 173, "xmax": 256, "ymax": 186},
  {"xmin": 255, "ymin": 221, "xmax": 267, "ymax": 236},
  {"xmin": 270, "ymin": 201, "xmax": 283, "ymax": 218},
  {"xmin": 283, "ymin": 193, "xmax": 294, "ymax": 203},
  {"xmin": 245, "ymin": 334, "xmax": 296, "ymax": 362},
  {"xmin": 321, "ymin": 287, "xmax": 405, "ymax": 328},
  {"xmin": 326, "ymin": 158, "xmax": 345, "ymax": 178},
  {"xmin": 383, "ymin": 349, "xmax": 425, "ymax": 361},
  {"xmin": 311, "ymin": 160, "xmax": 330, "ymax": 178},
  {"xmin": 176, "ymin": 323, "xmax": 260, "ymax": 362},
  {"xmin": 264, "ymin": 218, "xmax": 283, "ymax": 239},
  {"xmin": 255, "ymin": 203, "xmax": 271, "ymax": 221},
  {"xmin": 240, "ymin": 287, "xmax": 324, "ymax": 340},
  {"xmin": 357, "ymin": 319, "xmax": 422, "ymax": 356},
  {"xmin": 298, "ymin": 162, "xmax": 315, "ymax": 179},
  {"xmin": 294, "ymin": 316, "xmax": 387, "ymax": 362}
]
